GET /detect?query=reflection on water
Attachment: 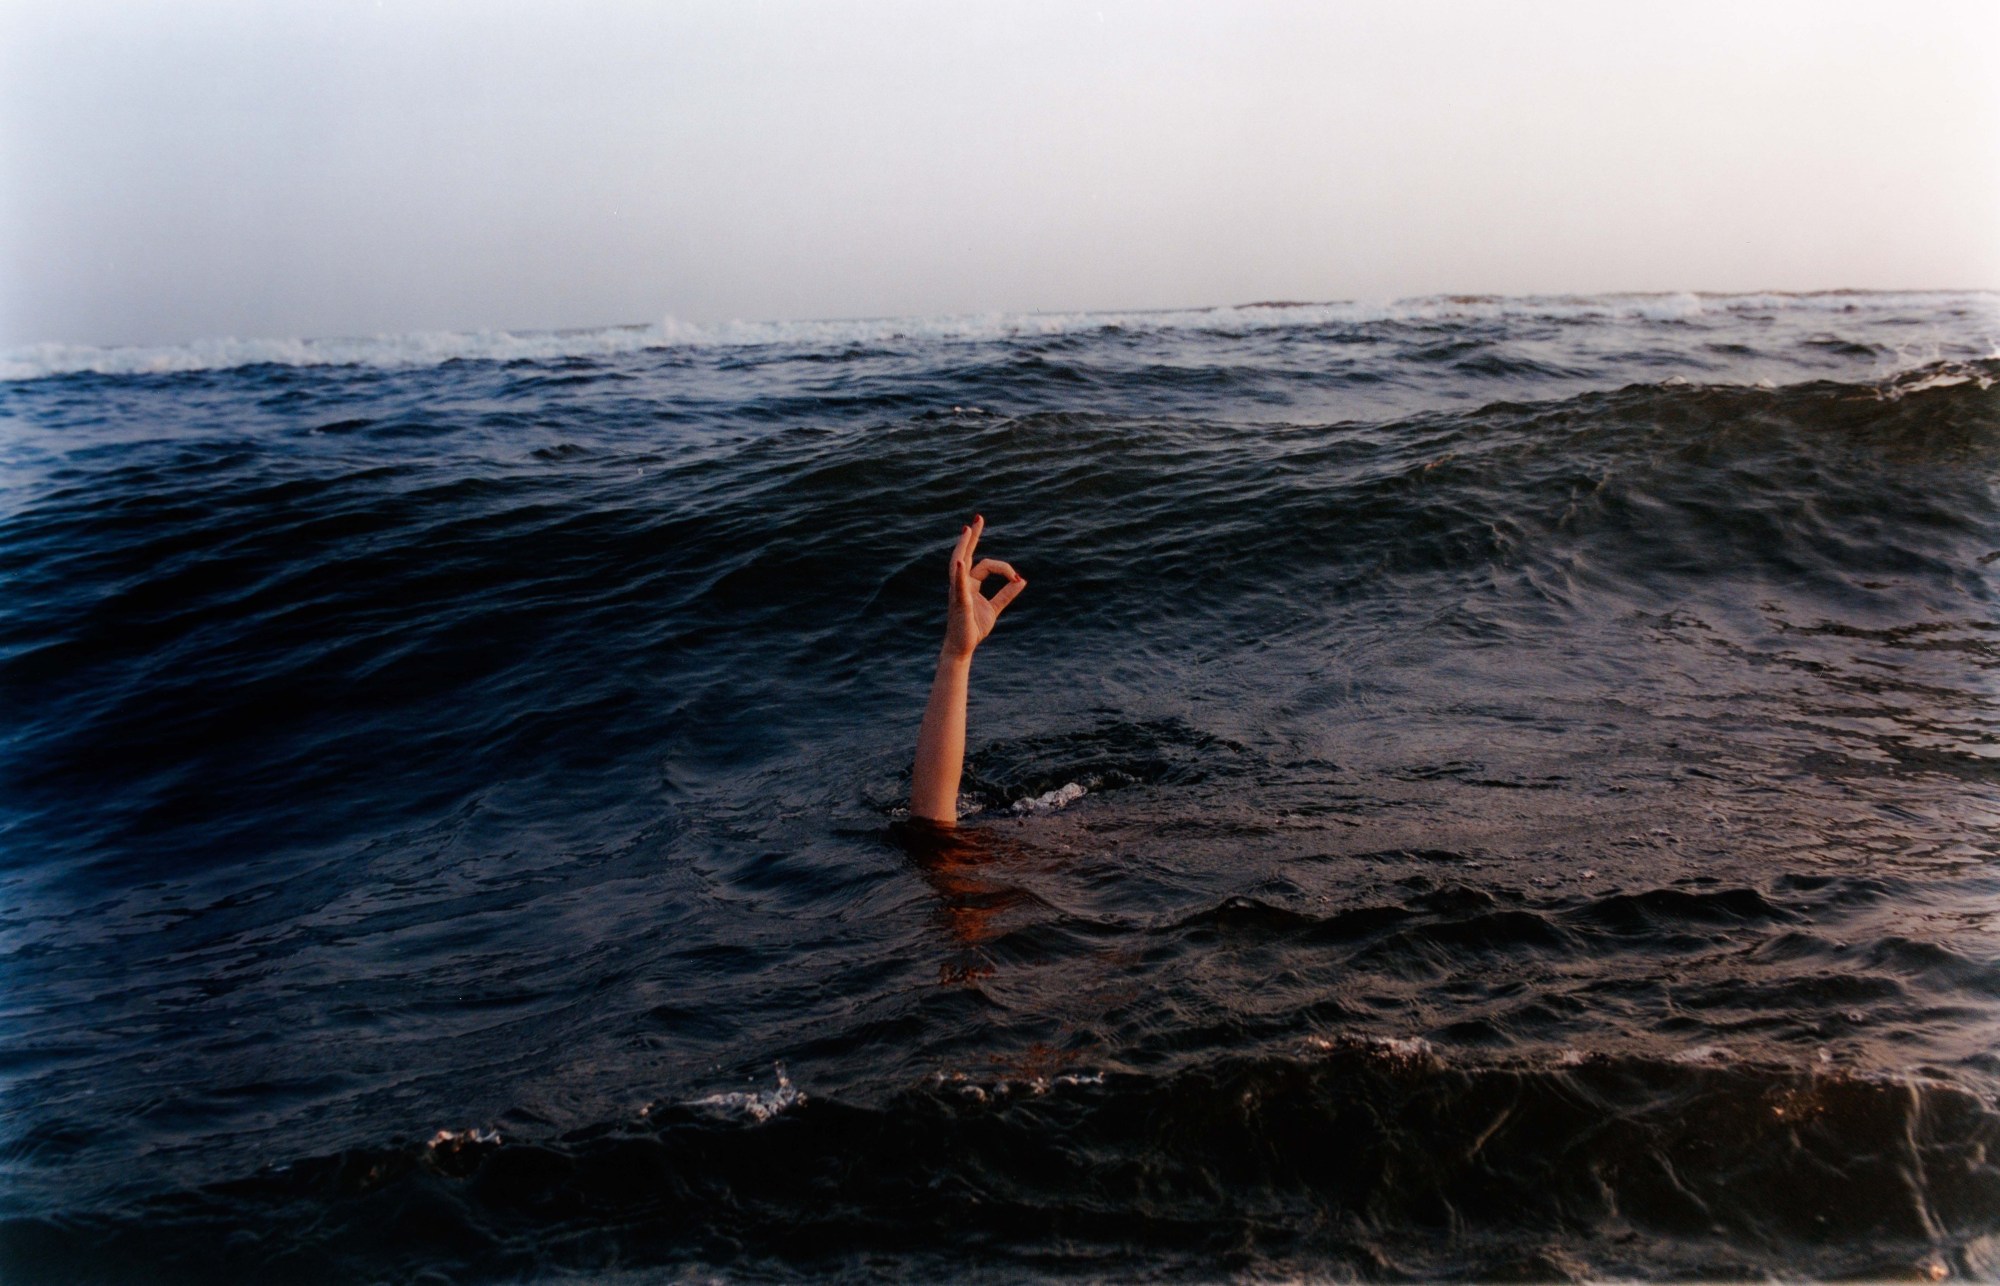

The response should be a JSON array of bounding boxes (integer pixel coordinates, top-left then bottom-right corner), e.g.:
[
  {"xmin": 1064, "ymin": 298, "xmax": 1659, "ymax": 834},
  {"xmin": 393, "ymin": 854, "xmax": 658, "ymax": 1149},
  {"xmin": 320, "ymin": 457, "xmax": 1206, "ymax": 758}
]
[{"xmin": 901, "ymin": 820, "xmax": 1017, "ymax": 953}]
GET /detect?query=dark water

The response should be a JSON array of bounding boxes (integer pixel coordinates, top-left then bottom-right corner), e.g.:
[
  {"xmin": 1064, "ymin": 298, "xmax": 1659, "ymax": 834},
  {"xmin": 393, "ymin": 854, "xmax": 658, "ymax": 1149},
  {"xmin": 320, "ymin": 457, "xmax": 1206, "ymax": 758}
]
[{"xmin": 3, "ymin": 292, "xmax": 1998, "ymax": 1281}]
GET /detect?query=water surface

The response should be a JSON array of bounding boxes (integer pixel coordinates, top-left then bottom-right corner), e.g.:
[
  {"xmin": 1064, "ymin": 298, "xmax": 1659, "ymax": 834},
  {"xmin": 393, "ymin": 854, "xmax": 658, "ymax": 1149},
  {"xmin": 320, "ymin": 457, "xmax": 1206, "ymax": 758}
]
[{"xmin": 3, "ymin": 292, "xmax": 1998, "ymax": 1280}]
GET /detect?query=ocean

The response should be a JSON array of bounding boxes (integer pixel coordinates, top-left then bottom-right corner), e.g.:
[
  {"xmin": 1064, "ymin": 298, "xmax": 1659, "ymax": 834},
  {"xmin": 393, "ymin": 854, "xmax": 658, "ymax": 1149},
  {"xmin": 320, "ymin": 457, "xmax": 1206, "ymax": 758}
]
[{"xmin": 2, "ymin": 291, "xmax": 1997, "ymax": 1281}]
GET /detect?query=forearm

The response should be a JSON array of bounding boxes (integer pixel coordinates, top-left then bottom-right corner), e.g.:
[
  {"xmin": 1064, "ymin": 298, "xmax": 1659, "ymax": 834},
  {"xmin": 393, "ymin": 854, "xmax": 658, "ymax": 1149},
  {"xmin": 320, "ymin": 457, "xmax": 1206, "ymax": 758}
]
[{"xmin": 910, "ymin": 650, "xmax": 972, "ymax": 824}]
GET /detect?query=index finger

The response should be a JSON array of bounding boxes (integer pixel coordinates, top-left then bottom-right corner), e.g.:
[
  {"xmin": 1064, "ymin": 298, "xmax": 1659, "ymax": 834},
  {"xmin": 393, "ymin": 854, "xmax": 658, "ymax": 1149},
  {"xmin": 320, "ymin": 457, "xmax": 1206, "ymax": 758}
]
[{"xmin": 950, "ymin": 518, "xmax": 976, "ymax": 571}]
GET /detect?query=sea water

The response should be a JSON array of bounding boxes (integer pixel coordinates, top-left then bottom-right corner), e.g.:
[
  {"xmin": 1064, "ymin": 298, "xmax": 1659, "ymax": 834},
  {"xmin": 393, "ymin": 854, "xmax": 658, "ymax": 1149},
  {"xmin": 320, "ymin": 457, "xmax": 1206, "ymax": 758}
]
[{"xmin": 2, "ymin": 292, "xmax": 1998, "ymax": 1280}]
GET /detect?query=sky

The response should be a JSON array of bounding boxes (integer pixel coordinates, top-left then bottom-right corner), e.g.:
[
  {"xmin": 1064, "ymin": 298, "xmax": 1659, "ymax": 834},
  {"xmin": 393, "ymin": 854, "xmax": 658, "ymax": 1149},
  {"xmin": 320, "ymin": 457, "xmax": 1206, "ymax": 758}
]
[{"xmin": 2, "ymin": 0, "xmax": 1997, "ymax": 349}]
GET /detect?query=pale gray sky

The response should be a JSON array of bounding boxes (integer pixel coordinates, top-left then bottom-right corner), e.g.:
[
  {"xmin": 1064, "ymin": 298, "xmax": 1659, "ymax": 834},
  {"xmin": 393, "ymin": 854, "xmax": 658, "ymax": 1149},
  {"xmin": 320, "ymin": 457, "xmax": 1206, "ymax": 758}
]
[{"xmin": 3, "ymin": 0, "xmax": 1996, "ymax": 348}]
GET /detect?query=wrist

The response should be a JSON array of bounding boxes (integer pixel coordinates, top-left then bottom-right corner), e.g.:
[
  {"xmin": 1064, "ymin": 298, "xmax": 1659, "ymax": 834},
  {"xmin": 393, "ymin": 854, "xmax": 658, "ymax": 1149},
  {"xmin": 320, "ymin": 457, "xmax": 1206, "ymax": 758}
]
[{"xmin": 936, "ymin": 646, "xmax": 974, "ymax": 669}]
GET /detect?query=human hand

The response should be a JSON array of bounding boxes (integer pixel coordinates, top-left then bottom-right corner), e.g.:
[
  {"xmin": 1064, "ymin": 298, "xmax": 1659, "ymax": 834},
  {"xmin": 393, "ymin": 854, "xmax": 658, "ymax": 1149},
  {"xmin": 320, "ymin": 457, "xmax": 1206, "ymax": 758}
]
[{"xmin": 942, "ymin": 514, "xmax": 1026, "ymax": 661}]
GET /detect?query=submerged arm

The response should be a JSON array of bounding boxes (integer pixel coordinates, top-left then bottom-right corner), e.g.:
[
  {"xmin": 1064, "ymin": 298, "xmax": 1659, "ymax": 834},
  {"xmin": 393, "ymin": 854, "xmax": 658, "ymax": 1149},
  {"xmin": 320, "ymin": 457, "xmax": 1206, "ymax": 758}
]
[{"xmin": 909, "ymin": 514, "xmax": 1026, "ymax": 825}]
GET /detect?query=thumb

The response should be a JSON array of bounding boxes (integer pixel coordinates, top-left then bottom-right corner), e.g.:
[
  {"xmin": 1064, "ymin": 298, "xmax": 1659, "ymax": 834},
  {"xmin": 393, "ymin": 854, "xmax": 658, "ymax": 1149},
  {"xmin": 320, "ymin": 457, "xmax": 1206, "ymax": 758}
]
[{"xmin": 989, "ymin": 575, "xmax": 1027, "ymax": 614}]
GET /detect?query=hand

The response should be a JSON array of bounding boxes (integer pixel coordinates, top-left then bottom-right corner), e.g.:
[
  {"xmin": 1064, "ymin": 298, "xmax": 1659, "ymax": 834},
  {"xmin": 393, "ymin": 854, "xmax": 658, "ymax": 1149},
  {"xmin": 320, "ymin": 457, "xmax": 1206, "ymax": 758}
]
[{"xmin": 942, "ymin": 514, "xmax": 1026, "ymax": 661}]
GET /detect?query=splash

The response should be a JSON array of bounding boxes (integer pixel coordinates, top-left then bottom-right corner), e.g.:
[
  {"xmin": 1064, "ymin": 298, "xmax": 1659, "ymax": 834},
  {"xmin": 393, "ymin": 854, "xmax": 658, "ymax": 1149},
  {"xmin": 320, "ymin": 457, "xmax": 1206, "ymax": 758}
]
[{"xmin": 686, "ymin": 1063, "xmax": 807, "ymax": 1124}]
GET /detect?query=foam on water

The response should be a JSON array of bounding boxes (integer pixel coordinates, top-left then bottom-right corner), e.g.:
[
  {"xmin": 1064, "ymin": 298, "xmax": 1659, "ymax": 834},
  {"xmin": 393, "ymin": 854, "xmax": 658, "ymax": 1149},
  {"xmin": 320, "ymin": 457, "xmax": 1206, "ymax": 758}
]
[
  {"xmin": 684, "ymin": 1064, "xmax": 807, "ymax": 1124},
  {"xmin": 6, "ymin": 290, "xmax": 1994, "ymax": 381},
  {"xmin": 1010, "ymin": 781, "xmax": 1087, "ymax": 813}
]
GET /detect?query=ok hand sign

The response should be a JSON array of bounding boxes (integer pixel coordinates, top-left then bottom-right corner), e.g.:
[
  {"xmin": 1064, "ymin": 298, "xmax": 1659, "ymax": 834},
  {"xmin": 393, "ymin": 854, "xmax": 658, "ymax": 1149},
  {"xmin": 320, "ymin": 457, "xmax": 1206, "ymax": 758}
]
[{"xmin": 943, "ymin": 514, "xmax": 1027, "ymax": 661}]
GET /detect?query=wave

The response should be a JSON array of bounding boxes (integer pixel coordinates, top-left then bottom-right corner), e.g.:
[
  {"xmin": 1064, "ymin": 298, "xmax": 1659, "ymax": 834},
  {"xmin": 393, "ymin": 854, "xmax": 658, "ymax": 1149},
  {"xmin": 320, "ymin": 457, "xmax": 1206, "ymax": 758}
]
[
  {"xmin": 5, "ymin": 290, "xmax": 1994, "ymax": 381},
  {"xmin": 7, "ymin": 359, "xmax": 1994, "ymax": 883},
  {"xmin": 4, "ymin": 1046, "xmax": 1991, "ymax": 1283}
]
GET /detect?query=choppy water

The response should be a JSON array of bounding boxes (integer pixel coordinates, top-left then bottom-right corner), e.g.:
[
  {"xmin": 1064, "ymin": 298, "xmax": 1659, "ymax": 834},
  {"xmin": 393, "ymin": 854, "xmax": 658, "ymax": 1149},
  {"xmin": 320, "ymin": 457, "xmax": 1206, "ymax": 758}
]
[{"xmin": 3, "ymin": 292, "xmax": 1999, "ymax": 1282}]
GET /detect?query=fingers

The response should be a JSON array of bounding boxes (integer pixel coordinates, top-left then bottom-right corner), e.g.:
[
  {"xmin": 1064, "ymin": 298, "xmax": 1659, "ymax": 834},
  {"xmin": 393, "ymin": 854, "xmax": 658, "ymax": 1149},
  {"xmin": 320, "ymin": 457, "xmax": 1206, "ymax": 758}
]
[
  {"xmin": 949, "ymin": 515, "xmax": 986, "ymax": 595},
  {"xmin": 968, "ymin": 558, "xmax": 1017, "ymax": 582},
  {"xmin": 989, "ymin": 574, "xmax": 1027, "ymax": 614}
]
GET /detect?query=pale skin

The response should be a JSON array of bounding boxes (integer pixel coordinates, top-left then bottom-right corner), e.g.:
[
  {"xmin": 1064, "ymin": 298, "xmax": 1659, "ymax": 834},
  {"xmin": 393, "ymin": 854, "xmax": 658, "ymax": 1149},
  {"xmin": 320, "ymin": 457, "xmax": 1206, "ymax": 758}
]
[{"xmin": 909, "ymin": 514, "xmax": 1026, "ymax": 825}]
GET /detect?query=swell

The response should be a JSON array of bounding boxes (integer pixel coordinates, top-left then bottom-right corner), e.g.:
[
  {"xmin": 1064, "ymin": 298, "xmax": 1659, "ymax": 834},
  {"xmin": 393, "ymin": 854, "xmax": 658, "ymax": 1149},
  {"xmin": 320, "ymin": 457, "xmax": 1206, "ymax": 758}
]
[
  {"xmin": 3, "ymin": 365, "xmax": 1995, "ymax": 876},
  {"xmin": 4, "ymin": 1048, "xmax": 1993, "ymax": 1283}
]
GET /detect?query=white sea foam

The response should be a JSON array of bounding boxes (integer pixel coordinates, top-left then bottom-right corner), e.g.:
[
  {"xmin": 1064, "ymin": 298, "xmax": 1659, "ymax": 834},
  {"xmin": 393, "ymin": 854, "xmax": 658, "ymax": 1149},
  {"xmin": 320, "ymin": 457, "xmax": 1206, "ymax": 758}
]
[
  {"xmin": 1012, "ymin": 782, "xmax": 1087, "ymax": 814},
  {"xmin": 0, "ymin": 325, "xmax": 679, "ymax": 381},
  {"xmin": 7, "ymin": 291, "xmax": 1992, "ymax": 382},
  {"xmin": 1877, "ymin": 361, "xmax": 1997, "ymax": 398},
  {"xmin": 688, "ymin": 1062, "xmax": 805, "ymax": 1123},
  {"xmin": 1371, "ymin": 1035, "xmax": 1437, "ymax": 1062},
  {"xmin": 932, "ymin": 1067, "xmax": 1105, "ymax": 1101},
  {"xmin": 1304, "ymin": 1033, "xmax": 1442, "ymax": 1065}
]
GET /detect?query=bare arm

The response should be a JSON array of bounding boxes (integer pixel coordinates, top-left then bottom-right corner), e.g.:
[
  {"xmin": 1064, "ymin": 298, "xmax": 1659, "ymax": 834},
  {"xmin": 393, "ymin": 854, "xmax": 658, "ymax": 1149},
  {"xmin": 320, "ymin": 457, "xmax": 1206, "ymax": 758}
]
[{"xmin": 909, "ymin": 514, "xmax": 1026, "ymax": 825}]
